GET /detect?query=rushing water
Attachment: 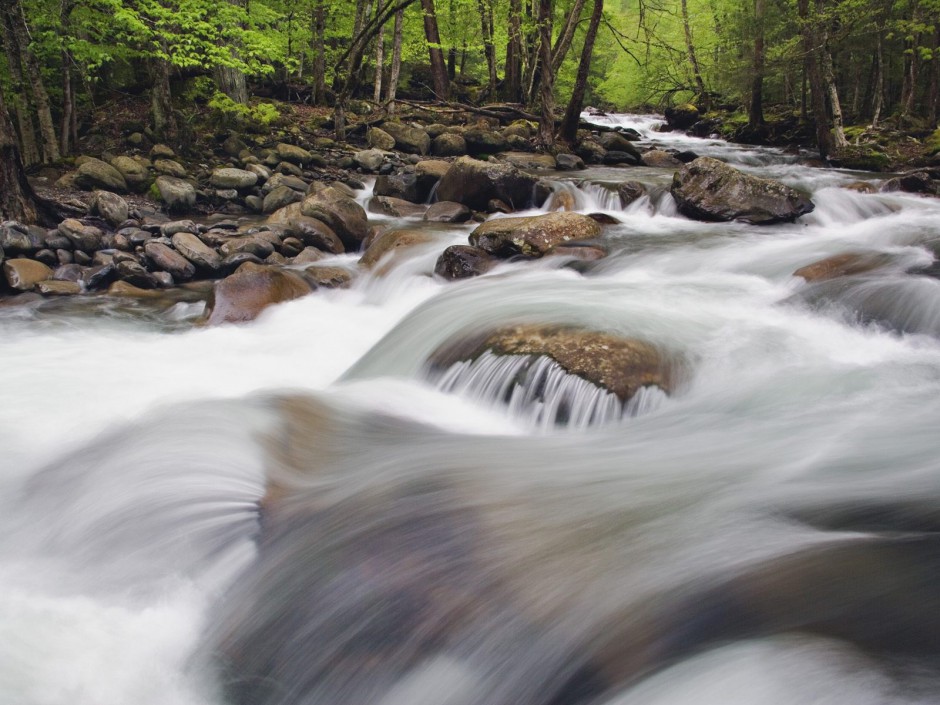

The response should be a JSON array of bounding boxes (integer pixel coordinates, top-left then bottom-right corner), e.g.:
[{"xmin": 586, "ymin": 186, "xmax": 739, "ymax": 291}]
[{"xmin": 3, "ymin": 114, "xmax": 940, "ymax": 705}]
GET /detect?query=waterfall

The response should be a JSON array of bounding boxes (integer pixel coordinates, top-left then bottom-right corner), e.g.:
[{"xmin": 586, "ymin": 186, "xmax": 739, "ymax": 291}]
[{"xmin": 430, "ymin": 350, "xmax": 666, "ymax": 430}]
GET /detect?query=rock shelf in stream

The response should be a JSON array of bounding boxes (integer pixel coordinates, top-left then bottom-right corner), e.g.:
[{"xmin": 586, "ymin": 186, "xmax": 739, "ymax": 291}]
[
  {"xmin": 428, "ymin": 324, "xmax": 681, "ymax": 409},
  {"xmin": 468, "ymin": 212, "xmax": 604, "ymax": 258}
]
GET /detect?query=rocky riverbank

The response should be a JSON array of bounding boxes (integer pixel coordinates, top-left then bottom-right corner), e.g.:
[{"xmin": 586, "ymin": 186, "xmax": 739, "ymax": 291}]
[{"xmin": 3, "ymin": 106, "xmax": 939, "ymax": 325}]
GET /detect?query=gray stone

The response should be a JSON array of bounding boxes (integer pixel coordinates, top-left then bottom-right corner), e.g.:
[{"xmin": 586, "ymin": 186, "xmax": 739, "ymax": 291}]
[
  {"xmin": 555, "ymin": 153, "xmax": 585, "ymax": 171},
  {"xmin": 145, "ymin": 241, "xmax": 196, "ymax": 281},
  {"xmin": 434, "ymin": 245, "xmax": 496, "ymax": 279},
  {"xmin": 75, "ymin": 158, "xmax": 128, "ymax": 193},
  {"xmin": 58, "ymin": 219, "xmax": 104, "ymax": 251},
  {"xmin": 671, "ymin": 157, "xmax": 815, "ymax": 224},
  {"xmin": 172, "ymin": 232, "xmax": 222, "ymax": 272},
  {"xmin": 263, "ymin": 185, "xmax": 304, "ymax": 214},
  {"xmin": 381, "ymin": 122, "xmax": 431, "ymax": 155},
  {"xmin": 153, "ymin": 159, "xmax": 188, "ymax": 178},
  {"xmin": 276, "ymin": 142, "xmax": 312, "ymax": 165},
  {"xmin": 91, "ymin": 191, "xmax": 129, "ymax": 227},
  {"xmin": 110, "ymin": 156, "xmax": 151, "ymax": 192},
  {"xmin": 367, "ymin": 127, "xmax": 396, "ymax": 151},
  {"xmin": 354, "ymin": 149, "xmax": 385, "ymax": 173},
  {"xmin": 436, "ymin": 156, "xmax": 539, "ymax": 212},
  {"xmin": 210, "ymin": 168, "xmax": 258, "ymax": 190},
  {"xmin": 155, "ymin": 176, "xmax": 197, "ymax": 213},
  {"xmin": 431, "ymin": 133, "xmax": 467, "ymax": 157}
]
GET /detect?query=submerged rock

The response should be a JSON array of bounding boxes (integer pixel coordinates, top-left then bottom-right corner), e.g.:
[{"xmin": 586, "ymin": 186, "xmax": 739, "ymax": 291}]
[
  {"xmin": 431, "ymin": 324, "xmax": 679, "ymax": 403},
  {"xmin": 469, "ymin": 211, "xmax": 602, "ymax": 258},
  {"xmin": 359, "ymin": 229, "xmax": 438, "ymax": 268},
  {"xmin": 434, "ymin": 245, "xmax": 496, "ymax": 280},
  {"xmin": 671, "ymin": 157, "xmax": 815, "ymax": 224},
  {"xmin": 793, "ymin": 252, "xmax": 895, "ymax": 282}
]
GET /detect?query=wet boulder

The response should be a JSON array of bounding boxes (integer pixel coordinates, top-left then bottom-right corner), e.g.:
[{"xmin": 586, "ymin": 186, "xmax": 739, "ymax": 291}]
[
  {"xmin": 881, "ymin": 171, "xmax": 936, "ymax": 195},
  {"xmin": 381, "ymin": 122, "xmax": 431, "ymax": 155},
  {"xmin": 434, "ymin": 245, "xmax": 496, "ymax": 280},
  {"xmin": 617, "ymin": 181, "xmax": 647, "ymax": 207},
  {"xmin": 555, "ymin": 153, "xmax": 585, "ymax": 171},
  {"xmin": 424, "ymin": 201, "xmax": 472, "ymax": 223},
  {"xmin": 373, "ymin": 172, "xmax": 427, "ymax": 203},
  {"xmin": 431, "ymin": 324, "xmax": 678, "ymax": 403},
  {"xmin": 671, "ymin": 157, "xmax": 815, "ymax": 224},
  {"xmin": 301, "ymin": 185, "xmax": 369, "ymax": 252},
  {"xmin": 3, "ymin": 258, "xmax": 52, "ymax": 291},
  {"xmin": 469, "ymin": 211, "xmax": 602, "ymax": 258},
  {"xmin": 793, "ymin": 252, "xmax": 894, "ymax": 282},
  {"xmin": 436, "ymin": 157, "xmax": 539, "ymax": 212},
  {"xmin": 641, "ymin": 150, "xmax": 683, "ymax": 169},
  {"xmin": 368, "ymin": 196, "xmax": 428, "ymax": 218},
  {"xmin": 359, "ymin": 229, "xmax": 438, "ymax": 268},
  {"xmin": 664, "ymin": 103, "xmax": 700, "ymax": 131},
  {"xmin": 172, "ymin": 232, "xmax": 222, "ymax": 273},
  {"xmin": 205, "ymin": 266, "xmax": 312, "ymax": 325},
  {"xmin": 144, "ymin": 241, "xmax": 196, "ymax": 282},
  {"xmin": 280, "ymin": 216, "xmax": 345, "ymax": 255},
  {"xmin": 58, "ymin": 219, "xmax": 105, "ymax": 252},
  {"xmin": 431, "ymin": 133, "xmax": 467, "ymax": 157}
]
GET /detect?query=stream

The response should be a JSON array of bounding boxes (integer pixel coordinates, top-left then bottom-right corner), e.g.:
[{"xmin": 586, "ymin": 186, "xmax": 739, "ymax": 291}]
[{"xmin": 2, "ymin": 114, "xmax": 940, "ymax": 705}]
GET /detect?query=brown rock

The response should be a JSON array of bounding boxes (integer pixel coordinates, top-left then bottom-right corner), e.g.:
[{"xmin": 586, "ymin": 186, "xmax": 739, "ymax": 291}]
[
  {"xmin": 469, "ymin": 212, "xmax": 603, "ymax": 258},
  {"xmin": 3, "ymin": 259, "xmax": 53, "ymax": 291},
  {"xmin": 359, "ymin": 229, "xmax": 438, "ymax": 268},
  {"xmin": 793, "ymin": 252, "xmax": 894, "ymax": 282},
  {"xmin": 205, "ymin": 267, "xmax": 312, "ymax": 325}
]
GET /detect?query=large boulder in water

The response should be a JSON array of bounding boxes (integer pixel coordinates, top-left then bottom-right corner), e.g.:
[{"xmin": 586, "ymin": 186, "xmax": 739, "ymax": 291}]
[
  {"xmin": 664, "ymin": 103, "xmax": 700, "ymax": 131},
  {"xmin": 431, "ymin": 324, "xmax": 678, "ymax": 403},
  {"xmin": 671, "ymin": 157, "xmax": 815, "ymax": 224},
  {"xmin": 436, "ymin": 157, "xmax": 539, "ymax": 212},
  {"xmin": 300, "ymin": 184, "xmax": 369, "ymax": 252},
  {"xmin": 469, "ymin": 211, "xmax": 602, "ymax": 258},
  {"xmin": 205, "ymin": 265, "xmax": 312, "ymax": 325}
]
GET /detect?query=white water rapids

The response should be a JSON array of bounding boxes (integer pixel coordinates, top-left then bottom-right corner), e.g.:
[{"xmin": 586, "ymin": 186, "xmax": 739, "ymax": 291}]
[{"xmin": 3, "ymin": 114, "xmax": 940, "ymax": 705}]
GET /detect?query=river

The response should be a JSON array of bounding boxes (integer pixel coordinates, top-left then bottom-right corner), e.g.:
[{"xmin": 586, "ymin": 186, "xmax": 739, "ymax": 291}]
[{"xmin": 2, "ymin": 114, "xmax": 940, "ymax": 705}]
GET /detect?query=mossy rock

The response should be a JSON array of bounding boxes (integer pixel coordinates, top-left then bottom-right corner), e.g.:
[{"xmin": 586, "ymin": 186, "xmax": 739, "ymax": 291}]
[
  {"xmin": 832, "ymin": 147, "xmax": 891, "ymax": 172},
  {"xmin": 926, "ymin": 129, "xmax": 940, "ymax": 156}
]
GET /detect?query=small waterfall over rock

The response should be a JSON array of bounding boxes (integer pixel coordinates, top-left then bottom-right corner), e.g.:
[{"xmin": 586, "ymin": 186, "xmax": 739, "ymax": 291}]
[{"xmin": 430, "ymin": 350, "xmax": 667, "ymax": 429}]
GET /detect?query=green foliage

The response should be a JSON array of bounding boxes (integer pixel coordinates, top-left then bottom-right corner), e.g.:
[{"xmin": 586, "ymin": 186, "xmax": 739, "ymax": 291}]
[{"xmin": 207, "ymin": 91, "xmax": 280, "ymax": 130}]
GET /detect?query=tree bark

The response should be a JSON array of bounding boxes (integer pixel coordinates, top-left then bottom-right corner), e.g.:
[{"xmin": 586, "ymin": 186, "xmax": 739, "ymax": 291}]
[
  {"xmin": 4, "ymin": 0, "xmax": 59, "ymax": 163},
  {"xmin": 504, "ymin": 0, "xmax": 523, "ymax": 102},
  {"xmin": 478, "ymin": 0, "xmax": 498, "ymax": 97},
  {"xmin": 816, "ymin": 0, "xmax": 846, "ymax": 150},
  {"xmin": 799, "ymin": 0, "xmax": 832, "ymax": 158},
  {"xmin": 0, "ymin": 86, "xmax": 40, "ymax": 223},
  {"xmin": 312, "ymin": 0, "xmax": 327, "ymax": 105},
  {"xmin": 680, "ymin": 0, "xmax": 708, "ymax": 107},
  {"xmin": 373, "ymin": 0, "xmax": 385, "ymax": 101},
  {"xmin": 535, "ymin": 0, "xmax": 554, "ymax": 147},
  {"xmin": 550, "ymin": 0, "xmax": 588, "ymax": 74},
  {"xmin": 149, "ymin": 55, "xmax": 177, "ymax": 142},
  {"xmin": 559, "ymin": 0, "xmax": 603, "ymax": 145},
  {"xmin": 0, "ymin": 13, "xmax": 39, "ymax": 166},
  {"xmin": 748, "ymin": 0, "xmax": 766, "ymax": 128},
  {"xmin": 420, "ymin": 0, "xmax": 450, "ymax": 99},
  {"xmin": 385, "ymin": 8, "xmax": 404, "ymax": 112}
]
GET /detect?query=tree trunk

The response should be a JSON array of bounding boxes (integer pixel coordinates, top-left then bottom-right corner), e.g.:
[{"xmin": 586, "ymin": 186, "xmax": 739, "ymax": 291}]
[
  {"xmin": 478, "ymin": 0, "xmax": 498, "ymax": 97},
  {"xmin": 385, "ymin": 8, "xmax": 404, "ymax": 112},
  {"xmin": 4, "ymin": 0, "xmax": 59, "ymax": 163},
  {"xmin": 504, "ymin": 0, "xmax": 523, "ymax": 101},
  {"xmin": 929, "ymin": 25, "xmax": 939, "ymax": 127},
  {"xmin": 420, "ymin": 0, "xmax": 450, "ymax": 99},
  {"xmin": 559, "ymin": 0, "xmax": 603, "ymax": 145},
  {"xmin": 373, "ymin": 0, "xmax": 385, "ymax": 102},
  {"xmin": 550, "ymin": 0, "xmax": 588, "ymax": 75},
  {"xmin": 312, "ymin": 0, "xmax": 327, "ymax": 105},
  {"xmin": 0, "ymin": 13, "xmax": 39, "ymax": 166},
  {"xmin": 816, "ymin": 0, "xmax": 847, "ymax": 150},
  {"xmin": 535, "ymin": 0, "xmax": 554, "ymax": 147},
  {"xmin": 799, "ymin": 0, "xmax": 832, "ymax": 158},
  {"xmin": 680, "ymin": 0, "xmax": 708, "ymax": 107},
  {"xmin": 0, "ymin": 86, "xmax": 40, "ymax": 223},
  {"xmin": 215, "ymin": 66, "xmax": 249, "ymax": 105},
  {"xmin": 870, "ymin": 25, "xmax": 885, "ymax": 126},
  {"xmin": 149, "ymin": 55, "xmax": 177, "ymax": 142},
  {"xmin": 748, "ymin": 0, "xmax": 766, "ymax": 128}
]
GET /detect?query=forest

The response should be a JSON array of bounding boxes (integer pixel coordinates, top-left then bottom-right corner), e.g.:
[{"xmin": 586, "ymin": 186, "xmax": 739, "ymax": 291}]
[{"xmin": 1, "ymin": 0, "xmax": 939, "ymax": 159}]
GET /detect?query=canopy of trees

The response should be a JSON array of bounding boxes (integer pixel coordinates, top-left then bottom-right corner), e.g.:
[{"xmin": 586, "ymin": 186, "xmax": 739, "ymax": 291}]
[{"xmin": 0, "ymin": 0, "xmax": 937, "ymax": 189}]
